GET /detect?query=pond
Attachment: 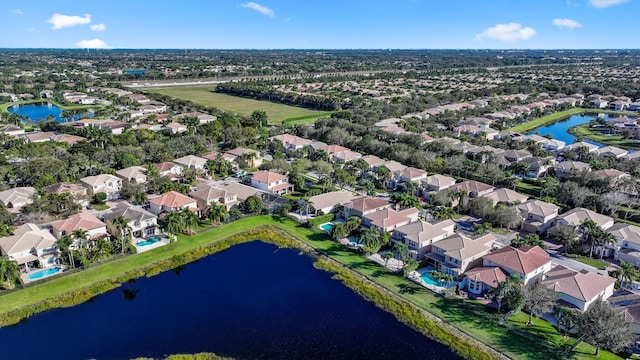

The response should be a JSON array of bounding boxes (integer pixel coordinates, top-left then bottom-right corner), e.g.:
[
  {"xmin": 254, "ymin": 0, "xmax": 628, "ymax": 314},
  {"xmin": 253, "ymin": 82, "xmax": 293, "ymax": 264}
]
[
  {"xmin": 0, "ymin": 241, "xmax": 460, "ymax": 360},
  {"xmin": 526, "ymin": 114, "xmax": 605, "ymax": 147},
  {"xmin": 7, "ymin": 103, "xmax": 91, "ymax": 123}
]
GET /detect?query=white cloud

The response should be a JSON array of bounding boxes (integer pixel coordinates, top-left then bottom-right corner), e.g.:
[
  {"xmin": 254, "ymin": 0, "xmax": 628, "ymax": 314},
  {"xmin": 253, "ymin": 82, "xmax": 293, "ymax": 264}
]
[
  {"xmin": 590, "ymin": 0, "xmax": 630, "ymax": 8},
  {"xmin": 13, "ymin": 9, "xmax": 23, "ymax": 15},
  {"xmin": 47, "ymin": 13, "xmax": 92, "ymax": 29},
  {"xmin": 475, "ymin": 23, "xmax": 537, "ymax": 42},
  {"xmin": 241, "ymin": 2, "xmax": 275, "ymax": 18},
  {"xmin": 90, "ymin": 23, "xmax": 106, "ymax": 31},
  {"xmin": 553, "ymin": 18, "xmax": 582, "ymax": 29},
  {"xmin": 75, "ymin": 38, "xmax": 112, "ymax": 49}
]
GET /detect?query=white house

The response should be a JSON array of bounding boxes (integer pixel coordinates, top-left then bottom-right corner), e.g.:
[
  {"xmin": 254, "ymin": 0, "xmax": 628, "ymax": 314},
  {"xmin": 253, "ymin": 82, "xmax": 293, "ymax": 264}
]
[
  {"xmin": 308, "ymin": 190, "xmax": 357, "ymax": 216},
  {"xmin": 610, "ymin": 223, "xmax": 640, "ymax": 265},
  {"xmin": 481, "ymin": 246, "xmax": 552, "ymax": 286},
  {"xmin": 103, "ymin": 202, "xmax": 160, "ymax": 240},
  {"xmin": 50, "ymin": 213, "xmax": 108, "ymax": 246},
  {"xmin": 392, "ymin": 219, "xmax": 456, "ymax": 259},
  {"xmin": 80, "ymin": 174, "xmax": 122, "ymax": 200},
  {"xmin": 516, "ymin": 199, "xmax": 560, "ymax": 234},
  {"xmin": 250, "ymin": 171, "xmax": 293, "ymax": 195},
  {"xmin": 0, "ymin": 187, "xmax": 36, "ymax": 210},
  {"xmin": 173, "ymin": 155, "xmax": 208, "ymax": 172},
  {"xmin": 0, "ymin": 223, "xmax": 59, "ymax": 270},
  {"xmin": 555, "ymin": 207, "xmax": 614, "ymax": 230}
]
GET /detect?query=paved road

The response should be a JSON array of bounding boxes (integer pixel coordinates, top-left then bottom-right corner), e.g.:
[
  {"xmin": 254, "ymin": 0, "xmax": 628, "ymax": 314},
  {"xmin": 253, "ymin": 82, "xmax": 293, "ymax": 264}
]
[{"xmin": 548, "ymin": 252, "xmax": 609, "ymax": 275}]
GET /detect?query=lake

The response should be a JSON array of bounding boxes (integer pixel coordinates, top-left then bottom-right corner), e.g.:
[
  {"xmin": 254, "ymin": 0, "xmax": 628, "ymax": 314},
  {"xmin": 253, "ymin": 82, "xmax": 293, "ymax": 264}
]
[
  {"xmin": 526, "ymin": 114, "xmax": 604, "ymax": 147},
  {"xmin": 7, "ymin": 103, "xmax": 91, "ymax": 123},
  {"xmin": 0, "ymin": 241, "xmax": 460, "ymax": 360}
]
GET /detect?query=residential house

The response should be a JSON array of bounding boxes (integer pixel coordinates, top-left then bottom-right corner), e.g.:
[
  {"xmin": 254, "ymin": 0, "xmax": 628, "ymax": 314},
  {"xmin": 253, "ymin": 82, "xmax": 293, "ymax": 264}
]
[
  {"xmin": 448, "ymin": 181, "xmax": 495, "ymax": 206},
  {"xmin": 590, "ymin": 99, "xmax": 608, "ymax": 109},
  {"xmin": 502, "ymin": 149, "xmax": 532, "ymax": 163},
  {"xmin": 215, "ymin": 181, "xmax": 265, "ymax": 203},
  {"xmin": 564, "ymin": 141, "xmax": 599, "ymax": 154},
  {"xmin": 554, "ymin": 161, "xmax": 591, "ymax": 178},
  {"xmin": 426, "ymin": 232, "xmax": 498, "ymax": 279},
  {"xmin": 392, "ymin": 219, "xmax": 456, "ymax": 259},
  {"xmin": 155, "ymin": 162, "xmax": 183, "ymax": 179},
  {"xmin": 0, "ymin": 223, "xmax": 59, "ymax": 270},
  {"xmin": 380, "ymin": 160, "xmax": 407, "ymax": 174},
  {"xmin": 332, "ymin": 150, "xmax": 363, "ymax": 164},
  {"xmin": 521, "ymin": 156, "xmax": 554, "ymax": 179},
  {"xmin": 392, "ymin": 167, "xmax": 428, "ymax": 189},
  {"xmin": 269, "ymin": 134, "xmax": 312, "ymax": 152},
  {"xmin": 224, "ymin": 148, "xmax": 263, "ymax": 168},
  {"xmin": 610, "ymin": 223, "xmax": 640, "ymax": 265},
  {"xmin": 481, "ymin": 245, "xmax": 552, "ymax": 286},
  {"xmin": 516, "ymin": 199, "xmax": 561, "ymax": 234},
  {"xmin": 43, "ymin": 182, "xmax": 88, "ymax": 209},
  {"xmin": 249, "ymin": 171, "xmax": 293, "ymax": 195},
  {"xmin": 80, "ymin": 174, "xmax": 122, "ymax": 200},
  {"xmin": 555, "ymin": 207, "xmax": 614, "ymax": 230},
  {"xmin": 341, "ymin": 196, "xmax": 392, "ymax": 219},
  {"xmin": 165, "ymin": 122, "xmax": 188, "ymax": 134},
  {"xmin": 482, "ymin": 188, "xmax": 529, "ymax": 206},
  {"xmin": 0, "ymin": 187, "xmax": 36, "ymax": 210},
  {"xmin": 422, "ymin": 174, "xmax": 456, "ymax": 195},
  {"xmin": 542, "ymin": 265, "xmax": 616, "ymax": 311},
  {"xmin": 0, "ymin": 124, "xmax": 25, "ymax": 137},
  {"xmin": 464, "ymin": 266, "xmax": 509, "ymax": 296},
  {"xmin": 596, "ymin": 146, "xmax": 629, "ymax": 159},
  {"xmin": 189, "ymin": 184, "xmax": 238, "ymax": 211},
  {"xmin": 20, "ymin": 131, "xmax": 56, "ymax": 143},
  {"xmin": 592, "ymin": 168, "xmax": 630, "ymax": 184},
  {"xmin": 540, "ymin": 139, "xmax": 566, "ymax": 151},
  {"xmin": 308, "ymin": 190, "xmax": 357, "ymax": 216},
  {"xmin": 103, "ymin": 202, "xmax": 159, "ymax": 240},
  {"xmin": 173, "ymin": 112, "xmax": 216, "ymax": 124},
  {"xmin": 362, "ymin": 207, "xmax": 420, "ymax": 233},
  {"xmin": 115, "ymin": 166, "xmax": 148, "ymax": 185},
  {"xmin": 50, "ymin": 213, "xmax": 108, "ymax": 243},
  {"xmin": 173, "ymin": 155, "xmax": 208, "ymax": 172},
  {"xmin": 361, "ymin": 155, "xmax": 387, "ymax": 171},
  {"xmin": 148, "ymin": 191, "xmax": 198, "ymax": 216}
]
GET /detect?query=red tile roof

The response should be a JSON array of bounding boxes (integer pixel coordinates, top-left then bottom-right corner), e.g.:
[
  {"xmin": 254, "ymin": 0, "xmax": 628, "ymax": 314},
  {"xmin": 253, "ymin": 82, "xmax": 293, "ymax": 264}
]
[{"xmin": 483, "ymin": 245, "xmax": 551, "ymax": 275}]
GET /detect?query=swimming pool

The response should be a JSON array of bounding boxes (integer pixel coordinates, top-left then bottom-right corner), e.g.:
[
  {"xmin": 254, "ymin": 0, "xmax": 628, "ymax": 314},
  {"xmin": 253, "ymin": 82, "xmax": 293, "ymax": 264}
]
[
  {"xmin": 27, "ymin": 267, "xmax": 62, "ymax": 281},
  {"xmin": 319, "ymin": 223, "xmax": 334, "ymax": 233},
  {"xmin": 136, "ymin": 237, "xmax": 162, "ymax": 247},
  {"xmin": 419, "ymin": 266, "xmax": 451, "ymax": 287}
]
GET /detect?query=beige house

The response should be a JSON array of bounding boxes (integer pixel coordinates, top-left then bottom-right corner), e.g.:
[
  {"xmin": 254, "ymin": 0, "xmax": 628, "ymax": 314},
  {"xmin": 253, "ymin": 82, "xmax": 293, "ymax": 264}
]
[
  {"xmin": 554, "ymin": 161, "xmax": 591, "ymax": 178},
  {"xmin": 224, "ymin": 148, "xmax": 263, "ymax": 168},
  {"xmin": 250, "ymin": 171, "xmax": 293, "ymax": 195},
  {"xmin": 362, "ymin": 207, "xmax": 420, "ymax": 233},
  {"xmin": 103, "ymin": 202, "xmax": 159, "ymax": 240},
  {"xmin": 0, "ymin": 223, "xmax": 59, "ymax": 270},
  {"xmin": 80, "ymin": 174, "xmax": 122, "ymax": 200},
  {"xmin": 392, "ymin": 219, "xmax": 456, "ymax": 259},
  {"xmin": 341, "ymin": 196, "xmax": 392, "ymax": 219},
  {"xmin": 269, "ymin": 134, "xmax": 312, "ymax": 152},
  {"xmin": 116, "ymin": 166, "xmax": 148, "ymax": 185},
  {"xmin": 481, "ymin": 246, "xmax": 552, "ymax": 286},
  {"xmin": 422, "ymin": 174, "xmax": 456, "ymax": 194},
  {"xmin": 542, "ymin": 265, "xmax": 615, "ymax": 311},
  {"xmin": 482, "ymin": 188, "xmax": 529, "ymax": 206},
  {"xmin": 149, "ymin": 191, "xmax": 198, "ymax": 216},
  {"xmin": 173, "ymin": 155, "xmax": 208, "ymax": 172},
  {"xmin": 426, "ymin": 233, "xmax": 498, "ymax": 279},
  {"xmin": 308, "ymin": 190, "xmax": 357, "ymax": 216},
  {"xmin": 555, "ymin": 207, "xmax": 614, "ymax": 230},
  {"xmin": 0, "ymin": 187, "xmax": 36, "ymax": 210},
  {"xmin": 516, "ymin": 199, "xmax": 560, "ymax": 234},
  {"xmin": 50, "ymin": 213, "xmax": 108, "ymax": 244},
  {"xmin": 610, "ymin": 223, "xmax": 640, "ymax": 265},
  {"xmin": 464, "ymin": 266, "xmax": 509, "ymax": 296},
  {"xmin": 189, "ymin": 184, "xmax": 238, "ymax": 211}
]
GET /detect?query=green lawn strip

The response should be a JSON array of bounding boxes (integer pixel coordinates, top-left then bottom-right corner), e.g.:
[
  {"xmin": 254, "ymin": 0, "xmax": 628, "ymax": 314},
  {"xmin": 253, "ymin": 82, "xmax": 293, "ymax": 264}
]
[
  {"xmin": 281, "ymin": 111, "xmax": 333, "ymax": 125},
  {"xmin": 569, "ymin": 125, "xmax": 640, "ymax": 150},
  {"xmin": 147, "ymin": 86, "xmax": 325, "ymax": 123},
  {"xmin": 504, "ymin": 108, "xmax": 636, "ymax": 134},
  {"xmin": 0, "ymin": 99, "xmax": 104, "ymax": 112},
  {"xmin": 508, "ymin": 312, "xmax": 620, "ymax": 360},
  {"xmin": 564, "ymin": 255, "xmax": 608, "ymax": 270}
]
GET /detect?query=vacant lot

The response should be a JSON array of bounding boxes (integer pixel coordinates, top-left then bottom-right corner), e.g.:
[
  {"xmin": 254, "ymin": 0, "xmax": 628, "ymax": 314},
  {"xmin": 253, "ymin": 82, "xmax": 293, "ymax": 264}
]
[{"xmin": 149, "ymin": 86, "xmax": 330, "ymax": 124}]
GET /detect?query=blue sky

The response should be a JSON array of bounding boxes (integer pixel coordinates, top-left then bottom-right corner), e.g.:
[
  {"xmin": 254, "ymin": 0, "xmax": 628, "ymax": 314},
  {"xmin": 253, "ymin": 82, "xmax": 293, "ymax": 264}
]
[{"xmin": 0, "ymin": 0, "xmax": 637, "ymax": 49}]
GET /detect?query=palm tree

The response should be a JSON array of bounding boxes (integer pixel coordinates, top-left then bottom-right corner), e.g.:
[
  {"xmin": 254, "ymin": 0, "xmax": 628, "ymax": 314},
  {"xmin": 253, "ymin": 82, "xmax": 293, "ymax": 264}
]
[
  {"xmin": 71, "ymin": 228, "xmax": 89, "ymax": 249},
  {"xmin": 554, "ymin": 306, "xmax": 578, "ymax": 337},
  {"xmin": 163, "ymin": 211, "xmax": 184, "ymax": 236},
  {"xmin": 392, "ymin": 241, "xmax": 409, "ymax": 270},
  {"xmin": 404, "ymin": 180, "xmax": 418, "ymax": 196},
  {"xmin": 455, "ymin": 189, "xmax": 468, "ymax": 212},
  {"xmin": 56, "ymin": 235, "xmax": 75, "ymax": 268},
  {"xmin": 433, "ymin": 206, "xmax": 456, "ymax": 220},
  {"xmin": 206, "ymin": 202, "xmax": 228, "ymax": 224},
  {"xmin": 329, "ymin": 222, "xmax": 347, "ymax": 241},
  {"xmin": 0, "ymin": 255, "xmax": 21, "ymax": 289},
  {"xmin": 580, "ymin": 219, "xmax": 602, "ymax": 258},
  {"xmin": 375, "ymin": 165, "xmax": 391, "ymax": 188},
  {"xmin": 344, "ymin": 216, "xmax": 361, "ymax": 235},
  {"xmin": 111, "ymin": 215, "xmax": 132, "ymax": 254},
  {"xmin": 298, "ymin": 198, "xmax": 313, "ymax": 221},
  {"xmin": 180, "ymin": 208, "xmax": 199, "ymax": 235},
  {"xmin": 382, "ymin": 252, "xmax": 393, "ymax": 267},
  {"xmin": 618, "ymin": 261, "xmax": 639, "ymax": 289},
  {"xmin": 597, "ymin": 230, "xmax": 616, "ymax": 259},
  {"xmin": 359, "ymin": 227, "xmax": 382, "ymax": 255}
]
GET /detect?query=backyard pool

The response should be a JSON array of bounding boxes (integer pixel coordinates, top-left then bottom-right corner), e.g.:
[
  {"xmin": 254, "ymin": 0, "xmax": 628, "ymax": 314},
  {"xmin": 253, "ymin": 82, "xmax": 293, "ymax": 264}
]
[
  {"xmin": 136, "ymin": 237, "xmax": 161, "ymax": 247},
  {"xmin": 419, "ymin": 266, "xmax": 453, "ymax": 287},
  {"xmin": 27, "ymin": 267, "xmax": 62, "ymax": 281},
  {"xmin": 319, "ymin": 223, "xmax": 333, "ymax": 233}
]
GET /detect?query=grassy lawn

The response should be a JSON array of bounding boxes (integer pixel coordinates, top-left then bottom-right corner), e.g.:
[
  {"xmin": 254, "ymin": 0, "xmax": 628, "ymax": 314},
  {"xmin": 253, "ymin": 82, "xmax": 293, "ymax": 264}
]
[
  {"xmin": 570, "ymin": 125, "xmax": 640, "ymax": 150},
  {"xmin": 0, "ymin": 215, "xmax": 623, "ymax": 360},
  {"xmin": 566, "ymin": 255, "xmax": 609, "ymax": 270},
  {"xmin": 91, "ymin": 203, "xmax": 110, "ymax": 211},
  {"xmin": 504, "ymin": 108, "xmax": 636, "ymax": 134},
  {"xmin": 147, "ymin": 86, "xmax": 331, "ymax": 124}
]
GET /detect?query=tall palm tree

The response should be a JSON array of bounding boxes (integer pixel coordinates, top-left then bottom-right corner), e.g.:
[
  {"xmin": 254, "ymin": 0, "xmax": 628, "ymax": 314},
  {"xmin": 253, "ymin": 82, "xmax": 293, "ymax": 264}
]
[
  {"xmin": 392, "ymin": 241, "xmax": 409, "ymax": 269},
  {"xmin": 618, "ymin": 261, "xmax": 639, "ymax": 288},
  {"xmin": 164, "ymin": 211, "xmax": 184, "ymax": 236},
  {"xmin": 554, "ymin": 306, "xmax": 578, "ymax": 337},
  {"xmin": 71, "ymin": 228, "xmax": 89, "ymax": 249},
  {"xmin": 206, "ymin": 202, "xmax": 228, "ymax": 224},
  {"xmin": 112, "ymin": 215, "xmax": 132, "ymax": 254},
  {"xmin": 597, "ymin": 230, "xmax": 616, "ymax": 259},
  {"xmin": 56, "ymin": 235, "xmax": 75, "ymax": 268},
  {"xmin": 0, "ymin": 255, "xmax": 21, "ymax": 289},
  {"xmin": 180, "ymin": 208, "xmax": 199, "ymax": 235},
  {"xmin": 580, "ymin": 219, "xmax": 601, "ymax": 258}
]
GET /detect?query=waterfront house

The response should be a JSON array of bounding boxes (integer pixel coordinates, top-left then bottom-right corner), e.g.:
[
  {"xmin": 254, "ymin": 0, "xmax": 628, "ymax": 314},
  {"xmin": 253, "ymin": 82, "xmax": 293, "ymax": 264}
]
[
  {"xmin": 516, "ymin": 199, "xmax": 560, "ymax": 234},
  {"xmin": 103, "ymin": 202, "xmax": 159, "ymax": 240},
  {"xmin": 80, "ymin": 174, "xmax": 122, "ymax": 201},
  {"xmin": 392, "ymin": 219, "xmax": 456, "ymax": 259},
  {"xmin": 341, "ymin": 196, "xmax": 392, "ymax": 219},
  {"xmin": 464, "ymin": 266, "xmax": 509, "ymax": 296},
  {"xmin": 564, "ymin": 141, "xmax": 599, "ymax": 153},
  {"xmin": 249, "ymin": 171, "xmax": 293, "ymax": 196},
  {"xmin": 362, "ymin": 207, "xmax": 420, "ymax": 233},
  {"xmin": 50, "ymin": 213, "xmax": 108, "ymax": 244},
  {"xmin": 0, "ymin": 187, "xmax": 36, "ymax": 210},
  {"xmin": 481, "ymin": 245, "xmax": 552, "ymax": 286},
  {"xmin": 425, "ymin": 233, "xmax": 498, "ymax": 279},
  {"xmin": 0, "ymin": 223, "xmax": 59, "ymax": 270},
  {"xmin": 308, "ymin": 190, "xmax": 357, "ymax": 216},
  {"xmin": 595, "ymin": 146, "xmax": 629, "ymax": 159},
  {"xmin": 148, "ymin": 191, "xmax": 198, "ymax": 216},
  {"xmin": 189, "ymin": 184, "xmax": 238, "ymax": 211},
  {"xmin": 541, "ymin": 265, "xmax": 615, "ymax": 311}
]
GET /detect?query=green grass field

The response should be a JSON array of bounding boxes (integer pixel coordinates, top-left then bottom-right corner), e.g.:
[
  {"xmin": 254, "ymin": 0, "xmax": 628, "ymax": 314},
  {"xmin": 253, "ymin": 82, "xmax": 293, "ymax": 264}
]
[
  {"xmin": 148, "ymin": 86, "xmax": 331, "ymax": 124},
  {"xmin": 570, "ymin": 125, "xmax": 640, "ymax": 150},
  {"xmin": 504, "ymin": 108, "xmax": 636, "ymax": 134}
]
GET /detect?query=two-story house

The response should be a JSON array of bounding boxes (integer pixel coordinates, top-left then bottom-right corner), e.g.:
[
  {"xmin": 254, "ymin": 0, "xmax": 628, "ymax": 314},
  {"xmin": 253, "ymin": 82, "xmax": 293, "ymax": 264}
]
[
  {"xmin": 362, "ymin": 207, "xmax": 420, "ymax": 233},
  {"xmin": 481, "ymin": 245, "xmax": 552, "ymax": 286},
  {"xmin": 426, "ymin": 233, "xmax": 497, "ymax": 280},
  {"xmin": 482, "ymin": 188, "xmax": 529, "ymax": 207},
  {"xmin": 103, "ymin": 202, "xmax": 159, "ymax": 240},
  {"xmin": 421, "ymin": 174, "xmax": 456, "ymax": 196},
  {"xmin": 50, "ymin": 213, "xmax": 109, "ymax": 246},
  {"xmin": 148, "ymin": 191, "xmax": 198, "ymax": 216},
  {"xmin": 173, "ymin": 155, "xmax": 208, "ymax": 172},
  {"xmin": 268, "ymin": 134, "xmax": 312, "ymax": 152},
  {"xmin": 249, "ymin": 171, "xmax": 293, "ymax": 196},
  {"xmin": 80, "ymin": 174, "xmax": 122, "ymax": 200},
  {"xmin": 541, "ymin": 265, "xmax": 616, "ymax": 311},
  {"xmin": 516, "ymin": 199, "xmax": 561, "ymax": 234},
  {"xmin": 609, "ymin": 223, "xmax": 640, "ymax": 265},
  {"xmin": 115, "ymin": 166, "xmax": 148, "ymax": 185},
  {"xmin": 555, "ymin": 207, "xmax": 614, "ymax": 230},
  {"xmin": 392, "ymin": 219, "xmax": 456, "ymax": 259},
  {"xmin": 189, "ymin": 184, "xmax": 238, "ymax": 211},
  {"xmin": 341, "ymin": 196, "xmax": 392, "ymax": 219},
  {"xmin": 0, "ymin": 187, "xmax": 36, "ymax": 210},
  {"xmin": 0, "ymin": 223, "xmax": 59, "ymax": 270}
]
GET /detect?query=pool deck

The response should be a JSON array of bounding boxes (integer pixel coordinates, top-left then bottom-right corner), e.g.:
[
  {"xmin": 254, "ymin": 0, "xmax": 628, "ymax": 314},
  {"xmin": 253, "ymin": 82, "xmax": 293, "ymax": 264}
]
[
  {"xmin": 21, "ymin": 266, "xmax": 65, "ymax": 284},
  {"xmin": 133, "ymin": 237, "xmax": 170, "ymax": 253}
]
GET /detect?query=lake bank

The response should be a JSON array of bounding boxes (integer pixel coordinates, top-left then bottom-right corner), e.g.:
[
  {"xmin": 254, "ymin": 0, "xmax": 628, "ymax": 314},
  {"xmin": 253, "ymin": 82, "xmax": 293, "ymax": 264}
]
[
  {"xmin": 0, "ymin": 241, "xmax": 459, "ymax": 360},
  {"xmin": 0, "ymin": 98, "xmax": 103, "ymax": 113},
  {"xmin": 504, "ymin": 108, "xmax": 635, "ymax": 134},
  {"xmin": 569, "ymin": 123, "xmax": 640, "ymax": 150},
  {"xmin": 0, "ymin": 216, "xmax": 620, "ymax": 360}
]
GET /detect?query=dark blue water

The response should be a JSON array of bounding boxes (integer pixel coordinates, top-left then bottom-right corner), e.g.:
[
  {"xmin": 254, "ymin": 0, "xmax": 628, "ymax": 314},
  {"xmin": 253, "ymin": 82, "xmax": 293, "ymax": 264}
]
[
  {"xmin": 0, "ymin": 241, "xmax": 459, "ymax": 360},
  {"xmin": 527, "ymin": 114, "xmax": 603, "ymax": 147},
  {"xmin": 8, "ymin": 103, "xmax": 91, "ymax": 123}
]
